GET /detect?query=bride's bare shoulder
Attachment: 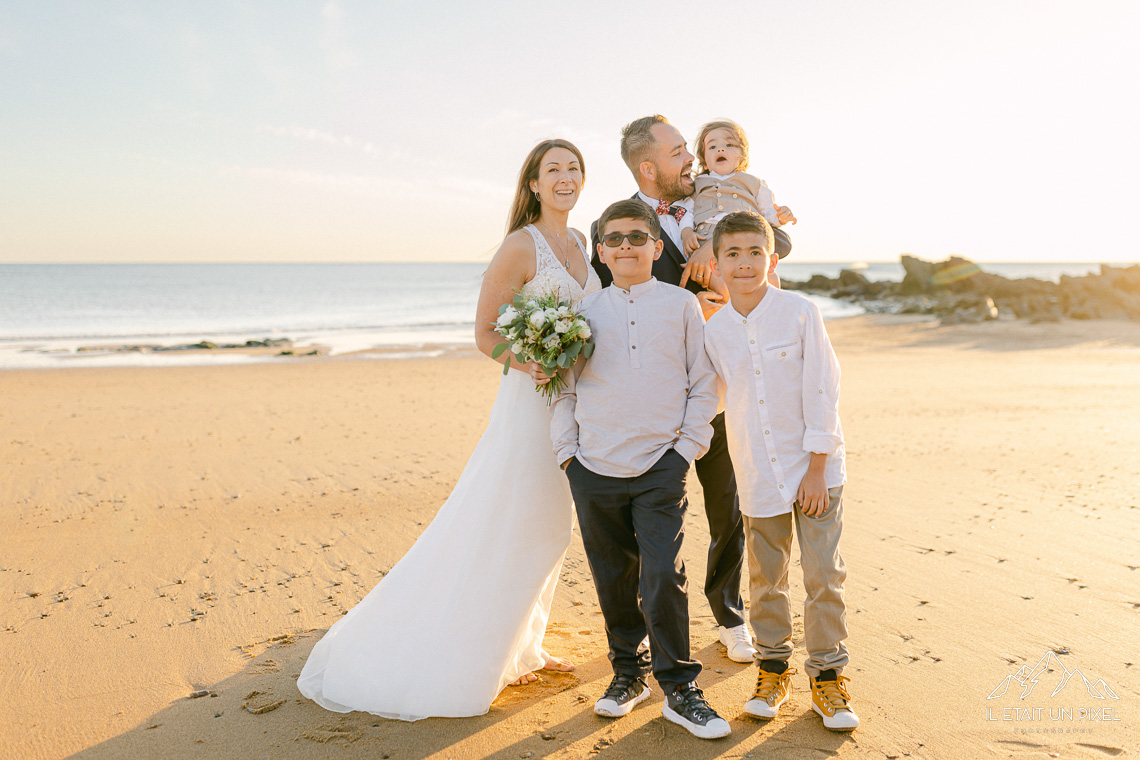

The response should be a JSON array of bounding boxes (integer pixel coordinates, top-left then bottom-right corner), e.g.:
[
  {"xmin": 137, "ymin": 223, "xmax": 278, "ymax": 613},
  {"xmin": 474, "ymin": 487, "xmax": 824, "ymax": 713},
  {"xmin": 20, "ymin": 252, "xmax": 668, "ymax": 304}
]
[{"xmin": 488, "ymin": 227, "xmax": 537, "ymax": 278}]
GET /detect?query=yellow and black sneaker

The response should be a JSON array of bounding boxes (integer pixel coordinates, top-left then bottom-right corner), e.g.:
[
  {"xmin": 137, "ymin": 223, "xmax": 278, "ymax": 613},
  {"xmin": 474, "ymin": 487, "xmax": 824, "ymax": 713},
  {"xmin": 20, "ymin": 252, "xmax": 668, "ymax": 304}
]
[
  {"xmin": 744, "ymin": 662, "xmax": 795, "ymax": 719},
  {"xmin": 809, "ymin": 670, "xmax": 859, "ymax": 731}
]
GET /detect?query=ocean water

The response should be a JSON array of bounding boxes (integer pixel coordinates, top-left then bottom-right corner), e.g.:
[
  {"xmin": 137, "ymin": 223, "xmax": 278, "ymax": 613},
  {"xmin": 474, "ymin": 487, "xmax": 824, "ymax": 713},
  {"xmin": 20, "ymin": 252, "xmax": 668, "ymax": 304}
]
[{"xmin": 0, "ymin": 261, "xmax": 1119, "ymax": 369}]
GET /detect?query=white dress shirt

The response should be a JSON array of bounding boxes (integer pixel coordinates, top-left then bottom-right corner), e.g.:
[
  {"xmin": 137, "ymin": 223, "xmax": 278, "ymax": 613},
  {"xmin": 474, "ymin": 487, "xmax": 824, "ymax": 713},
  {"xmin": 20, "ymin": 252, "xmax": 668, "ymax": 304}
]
[
  {"xmin": 703, "ymin": 287, "xmax": 846, "ymax": 518},
  {"xmin": 551, "ymin": 278, "xmax": 717, "ymax": 478},
  {"xmin": 636, "ymin": 191, "xmax": 694, "ymax": 255}
]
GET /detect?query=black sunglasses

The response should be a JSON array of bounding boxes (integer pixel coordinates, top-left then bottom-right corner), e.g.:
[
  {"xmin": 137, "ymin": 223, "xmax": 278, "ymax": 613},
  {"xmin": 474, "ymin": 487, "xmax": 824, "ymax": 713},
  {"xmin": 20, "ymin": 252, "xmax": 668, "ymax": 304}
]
[{"xmin": 601, "ymin": 231, "xmax": 656, "ymax": 247}]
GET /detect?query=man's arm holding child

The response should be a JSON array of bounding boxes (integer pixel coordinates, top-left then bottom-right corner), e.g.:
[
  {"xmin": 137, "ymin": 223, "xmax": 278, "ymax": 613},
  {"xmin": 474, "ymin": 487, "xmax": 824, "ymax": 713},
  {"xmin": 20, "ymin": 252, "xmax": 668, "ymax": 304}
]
[{"xmin": 674, "ymin": 295, "xmax": 718, "ymax": 462}]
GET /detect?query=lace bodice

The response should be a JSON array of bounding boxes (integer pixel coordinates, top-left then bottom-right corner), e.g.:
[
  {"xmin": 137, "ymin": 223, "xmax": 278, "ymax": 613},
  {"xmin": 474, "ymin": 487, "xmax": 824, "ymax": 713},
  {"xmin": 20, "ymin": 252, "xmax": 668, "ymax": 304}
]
[{"xmin": 519, "ymin": 225, "xmax": 602, "ymax": 302}]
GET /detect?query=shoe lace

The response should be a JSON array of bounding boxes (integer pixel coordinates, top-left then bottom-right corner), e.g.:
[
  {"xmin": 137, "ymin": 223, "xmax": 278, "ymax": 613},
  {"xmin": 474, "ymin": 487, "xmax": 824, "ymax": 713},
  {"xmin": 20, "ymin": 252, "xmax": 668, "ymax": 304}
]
[
  {"xmin": 675, "ymin": 684, "xmax": 719, "ymax": 721},
  {"xmin": 603, "ymin": 675, "xmax": 638, "ymax": 700},
  {"xmin": 725, "ymin": 626, "xmax": 751, "ymax": 645},
  {"xmin": 814, "ymin": 675, "xmax": 851, "ymax": 710},
  {"xmin": 752, "ymin": 669, "xmax": 791, "ymax": 703}
]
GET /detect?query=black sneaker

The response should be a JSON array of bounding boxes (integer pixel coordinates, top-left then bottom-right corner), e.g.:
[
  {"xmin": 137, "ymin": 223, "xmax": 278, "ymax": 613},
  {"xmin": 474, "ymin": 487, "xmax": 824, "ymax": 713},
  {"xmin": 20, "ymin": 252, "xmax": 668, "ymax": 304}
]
[
  {"xmin": 663, "ymin": 682, "xmax": 731, "ymax": 739},
  {"xmin": 594, "ymin": 674, "xmax": 651, "ymax": 717}
]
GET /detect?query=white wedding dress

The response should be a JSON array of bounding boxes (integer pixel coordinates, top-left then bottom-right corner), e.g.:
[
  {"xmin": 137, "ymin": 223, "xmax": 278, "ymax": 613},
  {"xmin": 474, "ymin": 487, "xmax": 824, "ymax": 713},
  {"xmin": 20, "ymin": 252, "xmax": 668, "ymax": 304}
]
[{"xmin": 297, "ymin": 225, "xmax": 601, "ymax": 721}]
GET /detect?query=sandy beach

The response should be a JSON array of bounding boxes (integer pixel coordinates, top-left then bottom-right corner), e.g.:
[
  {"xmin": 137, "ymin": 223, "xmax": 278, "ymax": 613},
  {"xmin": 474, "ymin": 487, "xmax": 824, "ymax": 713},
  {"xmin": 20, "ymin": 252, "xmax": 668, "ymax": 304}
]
[{"xmin": 2, "ymin": 315, "xmax": 1137, "ymax": 760}]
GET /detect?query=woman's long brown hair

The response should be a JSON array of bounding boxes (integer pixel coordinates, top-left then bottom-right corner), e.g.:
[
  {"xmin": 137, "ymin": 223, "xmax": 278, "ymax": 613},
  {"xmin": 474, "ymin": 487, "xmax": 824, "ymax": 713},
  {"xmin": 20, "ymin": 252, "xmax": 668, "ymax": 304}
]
[{"xmin": 505, "ymin": 139, "xmax": 586, "ymax": 235}]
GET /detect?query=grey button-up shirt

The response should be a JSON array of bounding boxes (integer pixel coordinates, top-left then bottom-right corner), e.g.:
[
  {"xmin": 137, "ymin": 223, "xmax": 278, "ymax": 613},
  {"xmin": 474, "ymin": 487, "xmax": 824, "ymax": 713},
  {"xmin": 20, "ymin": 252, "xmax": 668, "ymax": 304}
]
[{"xmin": 551, "ymin": 278, "xmax": 717, "ymax": 478}]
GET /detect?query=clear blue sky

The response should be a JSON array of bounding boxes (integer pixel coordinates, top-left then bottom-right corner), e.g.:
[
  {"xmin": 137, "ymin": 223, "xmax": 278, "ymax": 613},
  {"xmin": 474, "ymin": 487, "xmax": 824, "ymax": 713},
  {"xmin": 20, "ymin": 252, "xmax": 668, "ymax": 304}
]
[{"xmin": 1, "ymin": 1, "xmax": 1137, "ymax": 263}]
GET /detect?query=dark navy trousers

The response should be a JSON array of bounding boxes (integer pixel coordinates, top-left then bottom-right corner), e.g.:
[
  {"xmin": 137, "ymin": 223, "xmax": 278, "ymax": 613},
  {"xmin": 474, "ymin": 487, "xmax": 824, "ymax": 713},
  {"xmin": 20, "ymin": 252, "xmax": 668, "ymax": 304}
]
[{"xmin": 566, "ymin": 448, "xmax": 702, "ymax": 688}]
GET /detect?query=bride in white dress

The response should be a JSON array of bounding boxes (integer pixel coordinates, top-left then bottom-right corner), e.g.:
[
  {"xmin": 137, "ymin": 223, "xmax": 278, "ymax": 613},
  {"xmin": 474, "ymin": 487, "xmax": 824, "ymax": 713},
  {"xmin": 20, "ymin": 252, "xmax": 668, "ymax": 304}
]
[{"xmin": 297, "ymin": 139, "xmax": 601, "ymax": 721}]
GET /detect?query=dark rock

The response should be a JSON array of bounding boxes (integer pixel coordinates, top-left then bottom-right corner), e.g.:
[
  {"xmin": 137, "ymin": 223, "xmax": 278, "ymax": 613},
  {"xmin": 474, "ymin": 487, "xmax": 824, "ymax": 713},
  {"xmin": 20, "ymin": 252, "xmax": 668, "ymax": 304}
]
[
  {"xmin": 1058, "ymin": 273, "xmax": 1140, "ymax": 320},
  {"xmin": 789, "ymin": 255, "xmax": 1139, "ymax": 324},
  {"xmin": 899, "ymin": 255, "xmax": 936, "ymax": 295},
  {"xmin": 1100, "ymin": 264, "xmax": 1140, "ymax": 294},
  {"xmin": 805, "ymin": 274, "xmax": 838, "ymax": 291},
  {"xmin": 940, "ymin": 296, "xmax": 999, "ymax": 325},
  {"xmin": 899, "ymin": 297, "xmax": 935, "ymax": 314},
  {"xmin": 837, "ymin": 269, "xmax": 870, "ymax": 289}
]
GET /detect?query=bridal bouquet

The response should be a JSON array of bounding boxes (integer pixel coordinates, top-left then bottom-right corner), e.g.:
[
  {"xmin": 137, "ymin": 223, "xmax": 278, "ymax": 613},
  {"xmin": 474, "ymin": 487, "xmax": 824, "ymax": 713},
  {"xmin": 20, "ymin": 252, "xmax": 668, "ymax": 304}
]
[{"xmin": 491, "ymin": 292, "xmax": 595, "ymax": 403}]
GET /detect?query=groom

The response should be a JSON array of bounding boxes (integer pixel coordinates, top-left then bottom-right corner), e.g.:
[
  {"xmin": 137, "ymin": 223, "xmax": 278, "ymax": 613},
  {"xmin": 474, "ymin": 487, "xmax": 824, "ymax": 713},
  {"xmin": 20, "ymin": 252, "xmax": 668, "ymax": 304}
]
[{"xmin": 589, "ymin": 114, "xmax": 756, "ymax": 662}]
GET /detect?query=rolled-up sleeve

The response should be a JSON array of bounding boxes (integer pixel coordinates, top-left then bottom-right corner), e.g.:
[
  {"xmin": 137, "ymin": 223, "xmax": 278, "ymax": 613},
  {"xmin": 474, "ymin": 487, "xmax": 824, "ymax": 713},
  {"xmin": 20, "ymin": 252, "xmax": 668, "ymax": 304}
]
[{"xmin": 800, "ymin": 302, "xmax": 844, "ymax": 455}]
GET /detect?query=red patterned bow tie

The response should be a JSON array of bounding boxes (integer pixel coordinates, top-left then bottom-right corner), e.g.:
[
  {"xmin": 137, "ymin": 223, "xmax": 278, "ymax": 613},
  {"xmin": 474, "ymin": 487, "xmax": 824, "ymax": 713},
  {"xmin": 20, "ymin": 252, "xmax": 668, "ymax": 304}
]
[{"xmin": 655, "ymin": 199, "xmax": 687, "ymax": 223}]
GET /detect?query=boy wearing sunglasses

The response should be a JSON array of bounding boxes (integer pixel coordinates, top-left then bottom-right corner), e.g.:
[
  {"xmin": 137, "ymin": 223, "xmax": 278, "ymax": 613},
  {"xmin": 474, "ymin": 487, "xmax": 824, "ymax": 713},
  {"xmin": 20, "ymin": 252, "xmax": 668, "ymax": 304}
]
[{"xmin": 550, "ymin": 199, "xmax": 729, "ymax": 739}]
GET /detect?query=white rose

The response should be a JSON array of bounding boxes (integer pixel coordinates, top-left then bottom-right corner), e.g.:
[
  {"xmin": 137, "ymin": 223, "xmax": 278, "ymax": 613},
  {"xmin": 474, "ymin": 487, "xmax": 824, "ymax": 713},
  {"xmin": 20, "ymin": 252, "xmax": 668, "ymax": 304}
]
[
  {"xmin": 543, "ymin": 333, "xmax": 561, "ymax": 348},
  {"xmin": 529, "ymin": 311, "xmax": 546, "ymax": 328},
  {"xmin": 556, "ymin": 305, "xmax": 571, "ymax": 318},
  {"xmin": 496, "ymin": 308, "xmax": 517, "ymax": 327},
  {"xmin": 580, "ymin": 325, "xmax": 592, "ymax": 340},
  {"xmin": 511, "ymin": 342, "xmax": 524, "ymax": 354},
  {"xmin": 554, "ymin": 319, "xmax": 572, "ymax": 334}
]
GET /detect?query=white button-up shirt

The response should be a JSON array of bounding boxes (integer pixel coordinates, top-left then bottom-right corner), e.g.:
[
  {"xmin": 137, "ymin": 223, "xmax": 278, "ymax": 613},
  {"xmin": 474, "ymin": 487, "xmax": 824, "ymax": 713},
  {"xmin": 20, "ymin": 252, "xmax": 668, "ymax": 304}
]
[
  {"xmin": 636, "ymin": 191, "xmax": 694, "ymax": 256},
  {"xmin": 703, "ymin": 287, "xmax": 846, "ymax": 517},
  {"xmin": 551, "ymin": 278, "xmax": 717, "ymax": 478}
]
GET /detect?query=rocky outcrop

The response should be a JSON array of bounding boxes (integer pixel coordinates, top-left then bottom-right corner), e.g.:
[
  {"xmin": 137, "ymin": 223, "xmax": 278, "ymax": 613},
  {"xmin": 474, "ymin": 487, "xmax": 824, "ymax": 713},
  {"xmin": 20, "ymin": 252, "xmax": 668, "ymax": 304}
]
[{"xmin": 783, "ymin": 257, "xmax": 1140, "ymax": 324}]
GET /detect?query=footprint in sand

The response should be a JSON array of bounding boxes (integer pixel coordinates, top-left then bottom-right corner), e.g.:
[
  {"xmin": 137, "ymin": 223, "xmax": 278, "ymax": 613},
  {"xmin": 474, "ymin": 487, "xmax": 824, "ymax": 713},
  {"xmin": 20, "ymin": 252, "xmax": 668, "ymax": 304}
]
[
  {"xmin": 302, "ymin": 721, "xmax": 363, "ymax": 744},
  {"xmin": 243, "ymin": 690, "xmax": 285, "ymax": 714}
]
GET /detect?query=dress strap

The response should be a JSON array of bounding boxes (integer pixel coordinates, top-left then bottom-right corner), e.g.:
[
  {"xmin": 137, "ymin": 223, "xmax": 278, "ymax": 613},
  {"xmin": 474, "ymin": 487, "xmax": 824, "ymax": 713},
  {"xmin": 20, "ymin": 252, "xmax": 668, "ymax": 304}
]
[
  {"xmin": 523, "ymin": 224, "xmax": 559, "ymax": 274},
  {"xmin": 571, "ymin": 230, "xmax": 590, "ymax": 264}
]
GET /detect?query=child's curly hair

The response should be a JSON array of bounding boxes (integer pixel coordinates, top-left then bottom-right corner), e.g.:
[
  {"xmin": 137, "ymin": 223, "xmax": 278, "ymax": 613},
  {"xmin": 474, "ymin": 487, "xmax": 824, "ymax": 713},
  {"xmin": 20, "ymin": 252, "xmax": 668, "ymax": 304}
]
[{"xmin": 694, "ymin": 119, "xmax": 750, "ymax": 175}]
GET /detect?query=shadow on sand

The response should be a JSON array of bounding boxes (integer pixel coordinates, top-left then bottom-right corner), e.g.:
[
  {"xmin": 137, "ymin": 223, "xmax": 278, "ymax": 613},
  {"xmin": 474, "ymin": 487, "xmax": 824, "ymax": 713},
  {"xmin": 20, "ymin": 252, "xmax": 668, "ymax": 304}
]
[{"xmin": 66, "ymin": 634, "xmax": 858, "ymax": 759}]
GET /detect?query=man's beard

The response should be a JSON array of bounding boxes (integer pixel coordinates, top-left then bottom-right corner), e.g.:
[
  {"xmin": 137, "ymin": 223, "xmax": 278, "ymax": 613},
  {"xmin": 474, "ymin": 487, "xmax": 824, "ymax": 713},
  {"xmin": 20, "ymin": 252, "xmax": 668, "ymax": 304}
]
[{"xmin": 655, "ymin": 162, "xmax": 694, "ymax": 202}]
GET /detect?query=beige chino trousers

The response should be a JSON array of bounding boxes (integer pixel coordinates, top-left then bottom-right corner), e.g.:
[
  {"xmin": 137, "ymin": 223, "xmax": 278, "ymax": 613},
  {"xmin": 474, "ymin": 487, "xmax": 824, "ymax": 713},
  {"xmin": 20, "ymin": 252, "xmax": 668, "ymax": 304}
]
[{"xmin": 744, "ymin": 485, "xmax": 849, "ymax": 678}]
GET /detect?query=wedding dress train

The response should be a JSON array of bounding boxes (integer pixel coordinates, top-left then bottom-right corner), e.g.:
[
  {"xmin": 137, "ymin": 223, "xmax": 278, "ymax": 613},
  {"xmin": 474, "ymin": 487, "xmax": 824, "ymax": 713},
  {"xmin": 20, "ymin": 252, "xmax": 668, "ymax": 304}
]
[{"xmin": 297, "ymin": 225, "xmax": 600, "ymax": 720}]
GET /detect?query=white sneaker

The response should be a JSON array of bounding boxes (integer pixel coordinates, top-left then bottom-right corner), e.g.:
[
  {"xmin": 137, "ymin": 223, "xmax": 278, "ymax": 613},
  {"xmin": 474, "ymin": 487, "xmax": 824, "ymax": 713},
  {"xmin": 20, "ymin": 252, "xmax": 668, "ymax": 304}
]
[{"xmin": 717, "ymin": 624, "xmax": 757, "ymax": 663}]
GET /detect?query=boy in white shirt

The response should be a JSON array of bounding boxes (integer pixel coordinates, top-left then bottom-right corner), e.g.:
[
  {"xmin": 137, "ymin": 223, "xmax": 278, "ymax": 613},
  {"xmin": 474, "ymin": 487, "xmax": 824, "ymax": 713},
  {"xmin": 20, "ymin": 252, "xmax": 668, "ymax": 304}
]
[{"xmin": 702, "ymin": 211, "xmax": 859, "ymax": 732}]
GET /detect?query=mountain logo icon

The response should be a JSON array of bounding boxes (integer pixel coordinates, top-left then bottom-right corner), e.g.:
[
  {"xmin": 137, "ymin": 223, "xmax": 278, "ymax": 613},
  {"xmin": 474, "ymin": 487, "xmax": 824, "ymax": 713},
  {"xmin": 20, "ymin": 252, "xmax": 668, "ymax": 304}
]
[{"xmin": 987, "ymin": 650, "xmax": 1121, "ymax": 701}]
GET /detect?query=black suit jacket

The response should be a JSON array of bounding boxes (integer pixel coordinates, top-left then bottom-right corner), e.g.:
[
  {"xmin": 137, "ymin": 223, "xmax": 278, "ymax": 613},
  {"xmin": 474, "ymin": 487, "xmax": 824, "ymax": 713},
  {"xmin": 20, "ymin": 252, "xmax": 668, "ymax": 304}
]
[
  {"xmin": 590, "ymin": 194, "xmax": 792, "ymax": 295},
  {"xmin": 589, "ymin": 194, "xmax": 705, "ymax": 297}
]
